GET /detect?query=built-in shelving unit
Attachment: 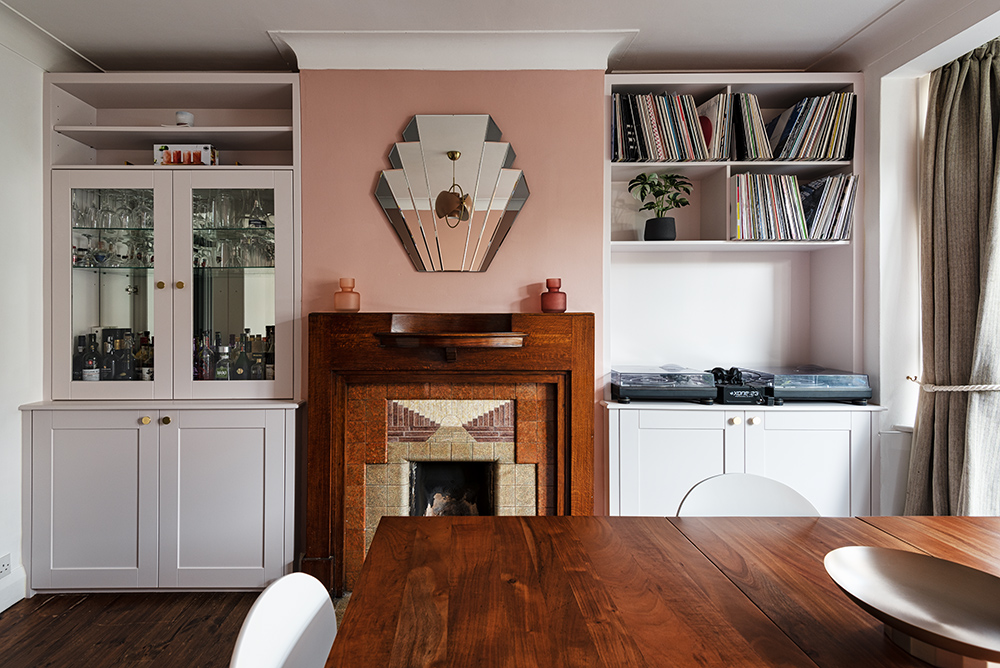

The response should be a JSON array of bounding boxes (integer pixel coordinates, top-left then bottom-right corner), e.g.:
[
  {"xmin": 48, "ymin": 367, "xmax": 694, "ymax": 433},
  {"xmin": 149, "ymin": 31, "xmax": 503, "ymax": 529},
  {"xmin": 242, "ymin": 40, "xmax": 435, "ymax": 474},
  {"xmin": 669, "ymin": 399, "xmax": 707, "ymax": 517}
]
[
  {"xmin": 46, "ymin": 72, "xmax": 298, "ymax": 168},
  {"xmin": 604, "ymin": 71, "xmax": 864, "ymax": 376},
  {"xmin": 27, "ymin": 72, "xmax": 301, "ymax": 594}
]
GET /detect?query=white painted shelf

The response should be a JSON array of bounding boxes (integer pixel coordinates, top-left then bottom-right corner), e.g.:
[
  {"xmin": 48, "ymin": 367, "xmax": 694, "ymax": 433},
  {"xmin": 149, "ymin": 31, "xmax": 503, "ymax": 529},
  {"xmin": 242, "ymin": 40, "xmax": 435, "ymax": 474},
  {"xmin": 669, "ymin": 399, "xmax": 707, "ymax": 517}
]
[
  {"xmin": 611, "ymin": 239, "xmax": 849, "ymax": 252},
  {"xmin": 54, "ymin": 125, "xmax": 294, "ymax": 152}
]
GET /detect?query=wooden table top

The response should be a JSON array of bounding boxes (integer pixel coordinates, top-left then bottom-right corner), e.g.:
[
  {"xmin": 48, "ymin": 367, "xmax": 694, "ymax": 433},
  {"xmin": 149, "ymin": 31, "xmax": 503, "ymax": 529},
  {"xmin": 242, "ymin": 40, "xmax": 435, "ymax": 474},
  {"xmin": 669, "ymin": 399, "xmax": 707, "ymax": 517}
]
[{"xmin": 327, "ymin": 515, "xmax": 1000, "ymax": 667}]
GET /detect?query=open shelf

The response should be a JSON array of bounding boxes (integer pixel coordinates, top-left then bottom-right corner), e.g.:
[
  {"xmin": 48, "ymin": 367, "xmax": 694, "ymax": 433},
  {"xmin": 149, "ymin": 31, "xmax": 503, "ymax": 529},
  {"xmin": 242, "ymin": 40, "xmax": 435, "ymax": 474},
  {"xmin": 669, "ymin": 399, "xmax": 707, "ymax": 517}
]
[
  {"xmin": 611, "ymin": 239, "xmax": 850, "ymax": 253},
  {"xmin": 54, "ymin": 126, "xmax": 294, "ymax": 152}
]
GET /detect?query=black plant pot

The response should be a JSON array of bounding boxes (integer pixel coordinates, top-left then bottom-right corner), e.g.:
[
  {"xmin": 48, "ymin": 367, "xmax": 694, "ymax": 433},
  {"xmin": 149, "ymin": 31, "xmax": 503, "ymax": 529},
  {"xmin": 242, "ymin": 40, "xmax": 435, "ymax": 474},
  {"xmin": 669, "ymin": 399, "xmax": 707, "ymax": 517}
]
[{"xmin": 644, "ymin": 217, "xmax": 676, "ymax": 241}]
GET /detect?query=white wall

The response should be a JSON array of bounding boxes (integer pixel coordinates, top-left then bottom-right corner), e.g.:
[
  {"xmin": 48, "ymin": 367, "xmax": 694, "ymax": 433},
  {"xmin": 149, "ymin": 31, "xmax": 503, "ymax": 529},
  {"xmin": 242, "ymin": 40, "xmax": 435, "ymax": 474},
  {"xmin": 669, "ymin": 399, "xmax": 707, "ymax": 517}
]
[
  {"xmin": 0, "ymin": 44, "xmax": 44, "ymax": 611},
  {"xmin": 0, "ymin": 4, "xmax": 91, "ymax": 612}
]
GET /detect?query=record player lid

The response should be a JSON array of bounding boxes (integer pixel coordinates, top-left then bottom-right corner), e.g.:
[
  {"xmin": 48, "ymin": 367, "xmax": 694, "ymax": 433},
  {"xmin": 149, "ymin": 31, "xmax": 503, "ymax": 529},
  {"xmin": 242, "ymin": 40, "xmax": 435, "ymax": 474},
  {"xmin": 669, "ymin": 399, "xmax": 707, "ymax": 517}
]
[
  {"xmin": 740, "ymin": 365, "xmax": 870, "ymax": 390},
  {"xmin": 612, "ymin": 364, "xmax": 716, "ymax": 389}
]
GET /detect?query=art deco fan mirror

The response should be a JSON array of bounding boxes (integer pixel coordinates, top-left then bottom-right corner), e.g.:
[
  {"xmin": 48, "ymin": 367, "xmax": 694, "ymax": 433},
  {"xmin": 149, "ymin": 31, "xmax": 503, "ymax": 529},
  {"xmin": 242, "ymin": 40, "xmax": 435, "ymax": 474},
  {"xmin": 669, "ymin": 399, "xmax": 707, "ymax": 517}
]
[{"xmin": 375, "ymin": 115, "xmax": 529, "ymax": 272}]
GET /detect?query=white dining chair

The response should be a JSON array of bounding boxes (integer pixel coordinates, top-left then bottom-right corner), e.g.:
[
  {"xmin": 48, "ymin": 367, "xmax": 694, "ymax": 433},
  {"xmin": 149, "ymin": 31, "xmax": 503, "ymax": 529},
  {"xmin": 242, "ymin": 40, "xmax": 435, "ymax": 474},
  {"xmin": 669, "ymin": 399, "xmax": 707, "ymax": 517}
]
[
  {"xmin": 676, "ymin": 473, "xmax": 819, "ymax": 517},
  {"xmin": 230, "ymin": 572, "xmax": 337, "ymax": 668}
]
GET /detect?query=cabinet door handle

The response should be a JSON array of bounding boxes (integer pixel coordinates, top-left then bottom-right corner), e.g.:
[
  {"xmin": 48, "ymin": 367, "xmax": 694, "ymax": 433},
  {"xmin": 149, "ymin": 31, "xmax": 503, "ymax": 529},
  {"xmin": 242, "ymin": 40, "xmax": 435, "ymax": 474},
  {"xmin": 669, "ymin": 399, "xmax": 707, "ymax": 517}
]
[
  {"xmin": 156, "ymin": 281, "xmax": 166, "ymax": 289},
  {"xmin": 140, "ymin": 416, "xmax": 151, "ymax": 425},
  {"xmin": 161, "ymin": 416, "xmax": 172, "ymax": 425},
  {"xmin": 729, "ymin": 416, "xmax": 742, "ymax": 425},
  {"xmin": 175, "ymin": 281, "xmax": 185, "ymax": 289},
  {"xmin": 748, "ymin": 416, "xmax": 761, "ymax": 426}
]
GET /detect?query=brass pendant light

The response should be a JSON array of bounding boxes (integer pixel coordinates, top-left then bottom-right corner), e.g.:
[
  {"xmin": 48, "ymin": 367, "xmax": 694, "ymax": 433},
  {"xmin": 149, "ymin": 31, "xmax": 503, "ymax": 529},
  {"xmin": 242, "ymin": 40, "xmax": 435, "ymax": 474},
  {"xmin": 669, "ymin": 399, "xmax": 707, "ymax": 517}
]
[{"xmin": 434, "ymin": 150, "xmax": 472, "ymax": 227}]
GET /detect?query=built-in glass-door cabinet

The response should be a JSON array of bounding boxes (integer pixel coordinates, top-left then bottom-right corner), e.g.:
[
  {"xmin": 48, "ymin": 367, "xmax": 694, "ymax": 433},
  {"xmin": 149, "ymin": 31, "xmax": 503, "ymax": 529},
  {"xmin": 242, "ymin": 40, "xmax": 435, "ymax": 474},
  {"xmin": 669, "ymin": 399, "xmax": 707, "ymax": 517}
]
[{"xmin": 52, "ymin": 169, "xmax": 293, "ymax": 400}]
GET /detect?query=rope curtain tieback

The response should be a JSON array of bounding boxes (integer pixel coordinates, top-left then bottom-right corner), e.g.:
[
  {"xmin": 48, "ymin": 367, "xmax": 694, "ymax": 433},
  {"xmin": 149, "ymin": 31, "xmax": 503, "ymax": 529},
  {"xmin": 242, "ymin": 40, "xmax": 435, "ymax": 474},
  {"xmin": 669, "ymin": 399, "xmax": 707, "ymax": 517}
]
[{"xmin": 906, "ymin": 376, "xmax": 1000, "ymax": 392}]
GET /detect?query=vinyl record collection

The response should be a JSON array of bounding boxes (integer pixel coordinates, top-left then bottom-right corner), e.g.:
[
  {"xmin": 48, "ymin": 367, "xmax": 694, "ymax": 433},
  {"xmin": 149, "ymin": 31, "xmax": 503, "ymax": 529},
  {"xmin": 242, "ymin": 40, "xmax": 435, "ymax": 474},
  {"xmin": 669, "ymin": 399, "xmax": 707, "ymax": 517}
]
[
  {"xmin": 612, "ymin": 87, "xmax": 859, "ymax": 241},
  {"xmin": 612, "ymin": 93, "xmax": 709, "ymax": 162},
  {"xmin": 732, "ymin": 172, "xmax": 858, "ymax": 240},
  {"xmin": 612, "ymin": 90, "xmax": 856, "ymax": 163}
]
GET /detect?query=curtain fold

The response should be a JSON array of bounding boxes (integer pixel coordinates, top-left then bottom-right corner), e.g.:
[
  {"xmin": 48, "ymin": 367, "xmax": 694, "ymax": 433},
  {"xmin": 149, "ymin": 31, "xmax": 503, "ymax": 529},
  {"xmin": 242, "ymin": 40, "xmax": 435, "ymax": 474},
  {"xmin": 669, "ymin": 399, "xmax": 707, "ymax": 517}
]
[{"xmin": 906, "ymin": 40, "xmax": 1000, "ymax": 516}]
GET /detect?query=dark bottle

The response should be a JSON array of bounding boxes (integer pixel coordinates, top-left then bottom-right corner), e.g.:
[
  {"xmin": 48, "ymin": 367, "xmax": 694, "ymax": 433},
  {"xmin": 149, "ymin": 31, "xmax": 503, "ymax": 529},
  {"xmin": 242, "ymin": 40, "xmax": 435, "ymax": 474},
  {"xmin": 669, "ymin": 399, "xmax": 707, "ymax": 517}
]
[
  {"xmin": 82, "ymin": 334, "xmax": 101, "ymax": 382},
  {"xmin": 115, "ymin": 334, "xmax": 135, "ymax": 381},
  {"xmin": 265, "ymin": 324, "xmax": 275, "ymax": 380},
  {"xmin": 137, "ymin": 334, "xmax": 154, "ymax": 381},
  {"xmin": 233, "ymin": 331, "xmax": 251, "ymax": 380},
  {"xmin": 99, "ymin": 337, "xmax": 115, "ymax": 381},
  {"xmin": 72, "ymin": 335, "xmax": 86, "ymax": 381},
  {"xmin": 195, "ymin": 332, "xmax": 214, "ymax": 381}
]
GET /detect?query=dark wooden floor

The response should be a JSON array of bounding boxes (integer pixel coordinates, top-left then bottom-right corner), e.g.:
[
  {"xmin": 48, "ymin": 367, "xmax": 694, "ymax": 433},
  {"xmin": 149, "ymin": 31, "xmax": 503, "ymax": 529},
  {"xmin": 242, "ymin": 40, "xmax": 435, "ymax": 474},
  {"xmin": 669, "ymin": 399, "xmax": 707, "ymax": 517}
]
[{"xmin": 0, "ymin": 592, "xmax": 257, "ymax": 668}]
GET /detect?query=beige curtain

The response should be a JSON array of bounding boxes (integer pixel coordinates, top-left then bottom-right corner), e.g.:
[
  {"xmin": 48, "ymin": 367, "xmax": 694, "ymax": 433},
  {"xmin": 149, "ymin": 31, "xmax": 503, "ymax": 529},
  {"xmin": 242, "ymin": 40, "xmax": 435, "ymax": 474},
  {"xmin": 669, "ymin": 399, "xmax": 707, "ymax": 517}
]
[{"xmin": 906, "ymin": 40, "xmax": 1000, "ymax": 515}]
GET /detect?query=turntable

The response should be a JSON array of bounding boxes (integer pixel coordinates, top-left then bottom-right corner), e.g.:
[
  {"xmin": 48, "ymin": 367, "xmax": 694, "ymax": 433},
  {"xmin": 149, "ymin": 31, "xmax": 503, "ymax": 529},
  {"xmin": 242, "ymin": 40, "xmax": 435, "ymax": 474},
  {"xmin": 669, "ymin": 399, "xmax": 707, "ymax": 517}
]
[
  {"xmin": 611, "ymin": 364, "xmax": 717, "ymax": 404},
  {"xmin": 740, "ymin": 365, "xmax": 872, "ymax": 405}
]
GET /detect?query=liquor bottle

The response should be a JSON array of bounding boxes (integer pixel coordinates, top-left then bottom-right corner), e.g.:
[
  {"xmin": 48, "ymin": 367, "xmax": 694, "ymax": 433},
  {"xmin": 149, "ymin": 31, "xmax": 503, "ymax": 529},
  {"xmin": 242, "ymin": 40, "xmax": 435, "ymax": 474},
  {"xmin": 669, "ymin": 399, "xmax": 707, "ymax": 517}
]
[
  {"xmin": 195, "ymin": 332, "xmax": 214, "ymax": 381},
  {"xmin": 214, "ymin": 346, "xmax": 231, "ymax": 380},
  {"xmin": 115, "ymin": 334, "xmax": 135, "ymax": 381},
  {"xmin": 233, "ymin": 331, "xmax": 251, "ymax": 380},
  {"xmin": 265, "ymin": 325, "xmax": 275, "ymax": 380},
  {"xmin": 100, "ymin": 337, "xmax": 115, "ymax": 381},
  {"xmin": 72, "ymin": 335, "xmax": 86, "ymax": 381},
  {"xmin": 82, "ymin": 334, "xmax": 101, "ymax": 382},
  {"xmin": 138, "ymin": 334, "xmax": 154, "ymax": 381},
  {"xmin": 134, "ymin": 333, "xmax": 147, "ymax": 380}
]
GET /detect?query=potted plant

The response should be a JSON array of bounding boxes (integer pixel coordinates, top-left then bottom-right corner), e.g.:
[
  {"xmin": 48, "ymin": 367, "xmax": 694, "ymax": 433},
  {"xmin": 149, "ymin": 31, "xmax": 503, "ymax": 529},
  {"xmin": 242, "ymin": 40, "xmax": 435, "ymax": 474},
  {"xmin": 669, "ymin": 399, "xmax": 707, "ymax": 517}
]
[{"xmin": 627, "ymin": 172, "xmax": 693, "ymax": 241}]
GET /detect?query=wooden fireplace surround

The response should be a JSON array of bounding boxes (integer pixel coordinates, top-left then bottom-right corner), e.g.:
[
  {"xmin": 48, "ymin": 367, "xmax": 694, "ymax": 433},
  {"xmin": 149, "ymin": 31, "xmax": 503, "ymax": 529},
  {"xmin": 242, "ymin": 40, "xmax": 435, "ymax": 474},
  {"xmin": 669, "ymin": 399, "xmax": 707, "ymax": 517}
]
[{"xmin": 304, "ymin": 312, "xmax": 595, "ymax": 594}]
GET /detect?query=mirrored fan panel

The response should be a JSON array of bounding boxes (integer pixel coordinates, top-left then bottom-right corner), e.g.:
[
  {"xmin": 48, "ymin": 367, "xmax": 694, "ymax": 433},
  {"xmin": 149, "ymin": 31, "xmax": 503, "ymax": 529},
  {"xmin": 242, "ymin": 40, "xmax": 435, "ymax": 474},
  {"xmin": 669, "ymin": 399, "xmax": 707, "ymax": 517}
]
[{"xmin": 375, "ymin": 115, "xmax": 529, "ymax": 272}]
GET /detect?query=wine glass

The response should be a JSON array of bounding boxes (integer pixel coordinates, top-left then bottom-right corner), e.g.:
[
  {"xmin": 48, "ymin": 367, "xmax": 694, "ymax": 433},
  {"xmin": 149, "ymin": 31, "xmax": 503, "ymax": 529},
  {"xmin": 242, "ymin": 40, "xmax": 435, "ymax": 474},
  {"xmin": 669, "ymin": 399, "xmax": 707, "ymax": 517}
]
[
  {"xmin": 114, "ymin": 190, "xmax": 134, "ymax": 229},
  {"xmin": 132, "ymin": 190, "xmax": 154, "ymax": 229}
]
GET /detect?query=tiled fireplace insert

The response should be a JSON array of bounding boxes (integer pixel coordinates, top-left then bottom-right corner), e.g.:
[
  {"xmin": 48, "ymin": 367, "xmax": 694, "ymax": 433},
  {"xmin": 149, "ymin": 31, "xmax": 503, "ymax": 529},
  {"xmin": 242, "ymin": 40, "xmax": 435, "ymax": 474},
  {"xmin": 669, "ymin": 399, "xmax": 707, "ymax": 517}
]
[{"xmin": 304, "ymin": 312, "xmax": 595, "ymax": 595}]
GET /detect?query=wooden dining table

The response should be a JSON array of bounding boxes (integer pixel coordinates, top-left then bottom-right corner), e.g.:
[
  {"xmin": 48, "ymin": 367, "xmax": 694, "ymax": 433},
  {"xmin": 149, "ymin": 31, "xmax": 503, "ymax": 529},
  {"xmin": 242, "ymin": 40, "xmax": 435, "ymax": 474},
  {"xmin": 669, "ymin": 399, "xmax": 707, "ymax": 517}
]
[{"xmin": 326, "ymin": 515, "xmax": 1000, "ymax": 667}]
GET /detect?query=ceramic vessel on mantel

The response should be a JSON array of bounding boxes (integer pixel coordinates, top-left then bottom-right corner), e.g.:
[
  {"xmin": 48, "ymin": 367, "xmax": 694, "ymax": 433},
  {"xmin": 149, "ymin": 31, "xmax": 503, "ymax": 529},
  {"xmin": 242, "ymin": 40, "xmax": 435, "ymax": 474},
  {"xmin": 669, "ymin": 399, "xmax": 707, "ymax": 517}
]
[
  {"xmin": 540, "ymin": 278, "xmax": 567, "ymax": 313},
  {"xmin": 333, "ymin": 278, "xmax": 360, "ymax": 312}
]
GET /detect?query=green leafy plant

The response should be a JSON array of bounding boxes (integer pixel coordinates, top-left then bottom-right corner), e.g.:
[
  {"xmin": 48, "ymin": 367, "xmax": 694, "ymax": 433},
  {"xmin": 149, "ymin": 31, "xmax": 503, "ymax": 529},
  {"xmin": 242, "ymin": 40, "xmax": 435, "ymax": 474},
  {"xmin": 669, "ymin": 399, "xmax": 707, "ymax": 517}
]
[{"xmin": 627, "ymin": 172, "xmax": 693, "ymax": 218}]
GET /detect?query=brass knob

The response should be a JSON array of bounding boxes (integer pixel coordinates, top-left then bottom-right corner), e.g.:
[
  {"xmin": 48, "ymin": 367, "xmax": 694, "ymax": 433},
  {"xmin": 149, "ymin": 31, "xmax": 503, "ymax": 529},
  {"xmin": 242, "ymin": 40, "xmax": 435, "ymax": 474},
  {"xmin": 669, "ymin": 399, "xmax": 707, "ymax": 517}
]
[
  {"xmin": 175, "ymin": 281, "xmax": 185, "ymax": 289},
  {"xmin": 140, "ymin": 416, "xmax": 151, "ymax": 425},
  {"xmin": 161, "ymin": 416, "xmax": 172, "ymax": 425},
  {"xmin": 748, "ymin": 416, "xmax": 761, "ymax": 426},
  {"xmin": 729, "ymin": 416, "xmax": 742, "ymax": 425},
  {"xmin": 156, "ymin": 281, "xmax": 165, "ymax": 289}
]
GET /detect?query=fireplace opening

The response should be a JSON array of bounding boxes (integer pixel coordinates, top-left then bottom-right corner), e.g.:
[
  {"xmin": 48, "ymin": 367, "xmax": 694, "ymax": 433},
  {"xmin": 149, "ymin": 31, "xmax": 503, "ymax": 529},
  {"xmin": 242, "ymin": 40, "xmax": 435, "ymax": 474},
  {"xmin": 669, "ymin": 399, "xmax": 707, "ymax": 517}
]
[{"xmin": 410, "ymin": 461, "xmax": 495, "ymax": 517}]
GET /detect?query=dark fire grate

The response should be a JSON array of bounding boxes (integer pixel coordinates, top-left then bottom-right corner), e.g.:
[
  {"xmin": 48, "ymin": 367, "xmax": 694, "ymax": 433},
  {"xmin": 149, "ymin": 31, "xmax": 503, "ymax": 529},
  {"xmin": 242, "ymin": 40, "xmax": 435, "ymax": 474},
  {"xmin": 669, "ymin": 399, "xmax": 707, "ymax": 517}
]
[{"xmin": 410, "ymin": 461, "xmax": 495, "ymax": 516}]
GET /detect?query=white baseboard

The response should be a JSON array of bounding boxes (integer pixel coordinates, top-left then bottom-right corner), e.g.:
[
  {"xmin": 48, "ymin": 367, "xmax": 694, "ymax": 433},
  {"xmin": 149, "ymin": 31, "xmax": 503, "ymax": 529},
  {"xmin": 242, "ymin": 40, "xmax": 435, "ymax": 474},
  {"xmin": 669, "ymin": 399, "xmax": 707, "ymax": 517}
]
[{"xmin": 0, "ymin": 566, "xmax": 27, "ymax": 613}]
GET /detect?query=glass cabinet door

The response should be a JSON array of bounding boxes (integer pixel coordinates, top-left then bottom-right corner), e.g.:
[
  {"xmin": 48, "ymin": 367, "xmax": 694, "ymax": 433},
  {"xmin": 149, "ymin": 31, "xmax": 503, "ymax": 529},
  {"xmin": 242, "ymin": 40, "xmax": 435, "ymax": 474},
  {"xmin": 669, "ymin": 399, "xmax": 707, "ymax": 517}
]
[
  {"xmin": 52, "ymin": 171, "xmax": 173, "ymax": 399},
  {"xmin": 172, "ymin": 171, "xmax": 294, "ymax": 399}
]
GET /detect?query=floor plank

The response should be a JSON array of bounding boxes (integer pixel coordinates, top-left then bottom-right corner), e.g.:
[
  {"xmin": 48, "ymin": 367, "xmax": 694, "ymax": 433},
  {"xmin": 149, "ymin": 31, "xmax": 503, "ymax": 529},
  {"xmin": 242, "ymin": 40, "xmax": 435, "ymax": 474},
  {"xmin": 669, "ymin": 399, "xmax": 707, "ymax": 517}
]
[{"xmin": 0, "ymin": 592, "xmax": 256, "ymax": 668}]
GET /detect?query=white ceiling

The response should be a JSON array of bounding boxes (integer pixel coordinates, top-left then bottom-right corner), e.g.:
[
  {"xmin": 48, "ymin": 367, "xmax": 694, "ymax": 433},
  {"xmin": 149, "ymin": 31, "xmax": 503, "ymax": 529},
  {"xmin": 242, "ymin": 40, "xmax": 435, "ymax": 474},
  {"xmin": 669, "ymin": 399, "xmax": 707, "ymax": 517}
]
[{"xmin": 0, "ymin": 0, "xmax": 962, "ymax": 73}]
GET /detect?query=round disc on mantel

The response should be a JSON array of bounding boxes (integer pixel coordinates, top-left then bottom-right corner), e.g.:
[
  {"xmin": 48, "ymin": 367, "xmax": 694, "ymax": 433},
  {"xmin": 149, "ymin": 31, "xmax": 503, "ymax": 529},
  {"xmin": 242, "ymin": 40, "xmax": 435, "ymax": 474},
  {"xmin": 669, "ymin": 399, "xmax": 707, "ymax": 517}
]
[{"xmin": 824, "ymin": 546, "xmax": 1000, "ymax": 665}]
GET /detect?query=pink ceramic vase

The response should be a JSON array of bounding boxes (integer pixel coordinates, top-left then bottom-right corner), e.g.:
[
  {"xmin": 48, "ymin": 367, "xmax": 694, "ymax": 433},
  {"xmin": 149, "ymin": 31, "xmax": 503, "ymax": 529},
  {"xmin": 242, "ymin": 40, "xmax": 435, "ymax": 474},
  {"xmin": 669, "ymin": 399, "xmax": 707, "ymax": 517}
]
[
  {"xmin": 540, "ymin": 278, "xmax": 567, "ymax": 313},
  {"xmin": 333, "ymin": 278, "xmax": 361, "ymax": 312}
]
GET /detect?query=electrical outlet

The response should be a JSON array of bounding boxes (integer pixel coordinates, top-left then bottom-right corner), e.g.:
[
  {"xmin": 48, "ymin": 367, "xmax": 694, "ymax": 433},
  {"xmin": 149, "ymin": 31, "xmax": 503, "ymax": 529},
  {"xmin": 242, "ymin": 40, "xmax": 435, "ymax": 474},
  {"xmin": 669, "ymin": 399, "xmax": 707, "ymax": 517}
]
[{"xmin": 0, "ymin": 553, "xmax": 10, "ymax": 579}]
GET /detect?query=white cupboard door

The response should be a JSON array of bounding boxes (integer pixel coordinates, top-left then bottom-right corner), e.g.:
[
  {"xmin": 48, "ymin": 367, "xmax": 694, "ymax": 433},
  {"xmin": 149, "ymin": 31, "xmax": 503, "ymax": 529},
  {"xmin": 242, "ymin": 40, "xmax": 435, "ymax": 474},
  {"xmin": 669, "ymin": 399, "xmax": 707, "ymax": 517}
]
[
  {"xmin": 743, "ymin": 411, "xmax": 866, "ymax": 516},
  {"xmin": 171, "ymin": 170, "xmax": 294, "ymax": 400},
  {"xmin": 30, "ymin": 410, "xmax": 159, "ymax": 588},
  {"xmin": 158, "ymin": 409, "xmax": 285, "ymax": 587},
  {"xmin": 52, "ymin": 170, "xmax": 174, "ymax": 400},
  {"xmin": 619, "ymin": 410, "xmax": 739, "ymax": 516}
]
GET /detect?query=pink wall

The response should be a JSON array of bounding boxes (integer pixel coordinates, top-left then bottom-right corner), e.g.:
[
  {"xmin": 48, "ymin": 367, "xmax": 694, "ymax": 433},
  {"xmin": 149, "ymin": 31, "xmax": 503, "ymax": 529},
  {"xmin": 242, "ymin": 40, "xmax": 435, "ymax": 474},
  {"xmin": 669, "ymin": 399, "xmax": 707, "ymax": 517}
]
[{"xmin": 298, "ymin": 69, "xmax": 608, "ymax": 511}]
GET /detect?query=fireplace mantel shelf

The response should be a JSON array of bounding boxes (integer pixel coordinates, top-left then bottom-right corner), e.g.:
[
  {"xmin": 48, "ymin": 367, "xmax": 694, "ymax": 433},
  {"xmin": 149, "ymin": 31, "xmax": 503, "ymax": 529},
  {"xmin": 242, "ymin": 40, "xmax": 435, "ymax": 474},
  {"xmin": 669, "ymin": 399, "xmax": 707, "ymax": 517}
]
[{"xmin": 374, "ymin": 331, "xmax": 527, "ymax": 361}]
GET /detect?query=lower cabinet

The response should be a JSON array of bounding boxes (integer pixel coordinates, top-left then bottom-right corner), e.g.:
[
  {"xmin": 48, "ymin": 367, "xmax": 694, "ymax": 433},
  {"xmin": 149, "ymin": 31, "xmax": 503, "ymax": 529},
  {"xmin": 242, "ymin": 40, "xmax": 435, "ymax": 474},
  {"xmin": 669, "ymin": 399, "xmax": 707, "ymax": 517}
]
[
  {"xmin": 607, "ymin": 403, "xmax": 879, "ymax": 517},
  {"xmin": 24, "ymin": 403, "xmax": 296, "ymax": 591}
]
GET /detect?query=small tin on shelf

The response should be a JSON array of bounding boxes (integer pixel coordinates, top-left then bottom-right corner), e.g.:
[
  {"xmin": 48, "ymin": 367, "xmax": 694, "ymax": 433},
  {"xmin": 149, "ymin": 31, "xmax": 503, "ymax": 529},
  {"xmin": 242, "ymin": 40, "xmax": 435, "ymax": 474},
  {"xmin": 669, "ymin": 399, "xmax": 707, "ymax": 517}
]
[{"xmin": 153, "ymin": 144, "xmax": 218, "ymax": 166}]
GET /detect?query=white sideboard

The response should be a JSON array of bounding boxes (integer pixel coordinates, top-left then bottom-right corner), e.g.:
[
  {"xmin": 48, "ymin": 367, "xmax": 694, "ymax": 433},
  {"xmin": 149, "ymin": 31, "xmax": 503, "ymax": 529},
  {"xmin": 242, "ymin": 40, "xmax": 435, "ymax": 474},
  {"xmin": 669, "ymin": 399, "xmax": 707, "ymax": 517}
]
[
  {"xmin": 606, "ymin": 402, "xmax": 882, "ymax": 517},
  {"xmin": 21, "ymin": 401, "xmax": 296, "ymax": 592}
]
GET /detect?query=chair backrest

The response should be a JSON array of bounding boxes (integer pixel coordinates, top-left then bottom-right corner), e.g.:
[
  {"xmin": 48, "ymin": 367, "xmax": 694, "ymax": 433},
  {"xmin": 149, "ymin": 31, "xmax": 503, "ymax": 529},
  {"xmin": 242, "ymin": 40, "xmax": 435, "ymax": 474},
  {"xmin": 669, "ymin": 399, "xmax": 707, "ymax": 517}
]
[
  {"xmin": 676, "ymin": 473, "xmax": 819, "ymax": 517},
  {"xmin": 230, "ymin": 572, "xmax": 337, "ymax": 668}
]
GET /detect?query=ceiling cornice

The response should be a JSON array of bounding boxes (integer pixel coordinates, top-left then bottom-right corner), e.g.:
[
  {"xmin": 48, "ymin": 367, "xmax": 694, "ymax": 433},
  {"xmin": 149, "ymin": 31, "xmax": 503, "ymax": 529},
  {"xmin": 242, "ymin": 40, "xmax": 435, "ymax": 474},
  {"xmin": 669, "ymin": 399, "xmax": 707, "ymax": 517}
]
[
  {"xmin": 0, "ymin": 1, "xmax": 97, "ymax": 72},
  {"xmin": 269, "ymin": 30, "xmax": 638, "ymax": 71}
]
